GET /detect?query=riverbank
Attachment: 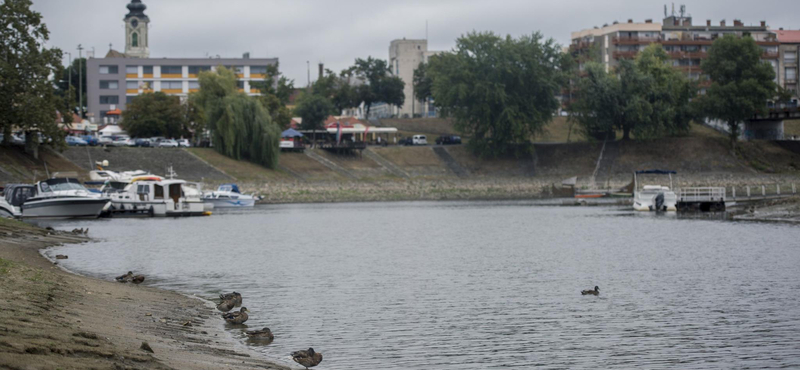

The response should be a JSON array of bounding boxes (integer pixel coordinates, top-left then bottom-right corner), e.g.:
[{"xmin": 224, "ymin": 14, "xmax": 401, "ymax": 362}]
[
  {"xmin": 731, "ymin": 196, "xmax": 800, "ymax": 223},
  {"xmin": 0, "ymin": 218, "xmax": 289, "ymax": 370}
]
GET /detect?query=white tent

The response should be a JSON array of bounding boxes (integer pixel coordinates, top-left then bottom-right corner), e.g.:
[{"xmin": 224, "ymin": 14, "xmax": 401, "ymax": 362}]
[{"xmin": 98, "ymin": 124, "xmax": 127, "ymax": 136}]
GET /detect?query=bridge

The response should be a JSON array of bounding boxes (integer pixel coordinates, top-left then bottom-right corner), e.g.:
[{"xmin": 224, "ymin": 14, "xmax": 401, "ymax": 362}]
[{"xmin": 744, "ymin": 105, "xmax": 800, "ymax": 140}]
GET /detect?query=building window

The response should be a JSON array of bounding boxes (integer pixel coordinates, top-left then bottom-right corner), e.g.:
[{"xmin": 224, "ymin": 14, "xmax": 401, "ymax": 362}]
[
  {"xmin": 188, "ymin": 66, "xmax": 211, "ymax": 75},
  {"xmin": 99, "ymin": 95, "xmax": 119, "ymax": 104},
  {"xmin": 126, "ymin": 66, "xmax": 138, "ymax": 74},
  {"xmin": 234, "ymin": 66, "xmax": 244, "ymax": 74},
  {"xmin": 99, "ymin": 80, "xmax": 119, "ymax": 89},
  {"xmin": 786, "ymin": 51, "xmax": 797, "ymax": 62},
  {"xmin": 236, "ymin": 80, "xmax": 245, "ymax": 90},
  {"xmin": 126, "ymin": 81, "xmax": 138, "ymax": 89},
  {"xmin": 132, "ymin": 32, "xmax": 139, "ymax": 47},
  {"xmin": 143, "ymin": 66, "xmax": 154, "ymax": 75},
  {"xmin": 787, "ymin": 67, "xmax": 797, "ymax": 81},
  {"xmin": 162, "ymin": 81, "xmax": 183, "ymax": 90},
  {"xmin": 250, "ymin": 66, "xmax": 267, "ymax": 75},
  {"xmin": 161, "ymin": 66, "xmax": 182, "ymax": 75},
  {"xmin": 140, "ymin": 80, "xmax": 153, "ymax": 90},
  {"xmin": 126, "ymin": 96, "xmax": 136, "ymax": 104},
  {"xmin": 99, "ymin": 65, "xmax": 118, "ymax": 74},
  {"xmin": 189, "ymin": 81, "xmax": 200, "ymax": 90}
]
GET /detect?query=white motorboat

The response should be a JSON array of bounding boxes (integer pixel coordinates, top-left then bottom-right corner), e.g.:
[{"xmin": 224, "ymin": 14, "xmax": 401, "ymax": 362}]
[
  {"xmin": 203, "ymin": 184, "xmax": 257, "ymax": 208},
  {"xmin": 89, "ymin": 169, "xmax": 151, "ymax": 182},
  {"xmin": 0, "ymin": 179, "xmax": 111, "ymax": 219},
  {"xmin": 107, "ymin": 176, "xmax": 208, "ymax": 217},
  {"xmin": 633, "ymin": 170, "xmax": 678, "ymax": 212}
]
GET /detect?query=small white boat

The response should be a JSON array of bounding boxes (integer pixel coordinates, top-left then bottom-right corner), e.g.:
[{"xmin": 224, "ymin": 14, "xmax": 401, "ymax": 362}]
[
  {"xmin": 107, "ymin": 176, "xmax": 208, "ymax": 217},
  {"xmin": 633, "ymin": 170, "xmax": 678, "ymax": 212},
  {"xmin": 89, "ymin": 169, "xmax": 151, "ymax": 182},
  {"xmin": 1, "ymin": 179, "xmax": 110, "ymax": 219},
  {"xmin": 203, "ymin": 184, "xmax": 256, "ymax": 208}
]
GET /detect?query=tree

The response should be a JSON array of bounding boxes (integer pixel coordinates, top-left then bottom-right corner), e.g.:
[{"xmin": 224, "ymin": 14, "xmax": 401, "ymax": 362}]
[
  {"xmin": 412, "ymin": 61, "xmax": 433, "ymax": 102},
  {"xmin": 352, "ymin": 57, "xmax": 405, "ymax": 118},
  {"xmin": 426, "ymin": 31, "xmax": 563, "ymax": 157},
  {"xmin": 0, "ymin": 0, "xmax": 65, "ymax": 153},
  {"xmin": 294, "ymin": 93, "xmax": 335, "ymax": 144},
  {"xmin": 312, "ymin": 68, "xmax": 358, "ymax": 113},
  {"xmin": 55, "ymin": 57, "xmax": 86, "ymax": 115},
  {"xmin": 570, "ymin": 44, "xmax": 695, "ymax": 141},
  {"xmin": 194, "ymin": 67, "xmax": 281, "ymax": 169},
  {"xmin": 121, "ymin": 92, "xmax": 188, "ymax": 138},
  {"xmin": 695, "ymin": 34, "xmax": 776, "ymax": 147},
  {"xmin": 251, "ymin": 64, "xmax": 295, "ymax": 129}
]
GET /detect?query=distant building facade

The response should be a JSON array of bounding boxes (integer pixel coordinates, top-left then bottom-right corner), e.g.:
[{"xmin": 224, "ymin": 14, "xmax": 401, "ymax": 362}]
[
  {"xmin": 777, "ymin": 29, "xmax": 799, "ymax": 104},
  {"xmin": 389, "ymin": 39, "xmax": 442, "ymax": 118},
  {"xmin": 85, "ymin": 0, "xmax": 279, "ymax": 124},
  {"xmin": 569, "ymin": 12, "xmax": 779, "ymax": 92}
]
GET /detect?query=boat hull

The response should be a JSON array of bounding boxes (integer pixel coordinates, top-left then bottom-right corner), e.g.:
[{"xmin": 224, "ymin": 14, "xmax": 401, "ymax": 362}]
[
  {"xmin": 203, "ymin": 197, "xmax": 256, "ymax": 208},
  {"xmin": 108, "ymin": 200, "xmax": 207, "ymax": 217},
  {"xmin": 21, "ymin": 197, "xmax": 109, "ymax": 219}
]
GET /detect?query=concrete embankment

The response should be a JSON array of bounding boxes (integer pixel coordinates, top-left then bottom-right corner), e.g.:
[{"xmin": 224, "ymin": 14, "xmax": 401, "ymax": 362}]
[
  {"xmin": 0, "ymin": 218, "xmax": 289, "ymax": 370},
  {"xmin": 3, "ymin": 134, "xmax": 800, "ymax": 203}
]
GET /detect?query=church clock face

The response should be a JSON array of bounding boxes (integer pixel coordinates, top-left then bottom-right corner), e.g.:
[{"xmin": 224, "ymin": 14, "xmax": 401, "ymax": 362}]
[{"xmin": 131, "ymin": 19, "xmax": 138, "ymax": 28}]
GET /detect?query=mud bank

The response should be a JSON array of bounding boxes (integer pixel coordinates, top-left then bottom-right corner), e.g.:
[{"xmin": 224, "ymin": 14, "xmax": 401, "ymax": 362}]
[{"xmin": 0, "ymin": 219, "xmax": 290, "ymax": 370}]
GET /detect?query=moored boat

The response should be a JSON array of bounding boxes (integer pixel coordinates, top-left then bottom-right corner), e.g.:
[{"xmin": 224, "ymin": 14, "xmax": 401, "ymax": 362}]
[
  {"xmin": 107, "ymin": 176, "xmax": 208, "ymax": 217},
  {"xmin": 203, "ymin": 184, "xmax": 257, "ymax": 208},
  {"xmin": 633, "ymin": 170, "xmax": 678, "ymax": 212},
  {"xmin": 1, "ymin": 179, "xmax": 110, "ymax": 219}
]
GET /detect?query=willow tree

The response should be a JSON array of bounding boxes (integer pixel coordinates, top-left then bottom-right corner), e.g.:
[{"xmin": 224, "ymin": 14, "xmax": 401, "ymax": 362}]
[{"xmin": 194, "ymin": 67, "xmax": 281, "ymax": 169}]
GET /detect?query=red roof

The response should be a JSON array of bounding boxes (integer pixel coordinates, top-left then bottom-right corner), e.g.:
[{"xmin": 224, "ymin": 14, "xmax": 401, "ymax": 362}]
[
  {"xmin": 776, "ymin": 30, "xmax": 800, "ymax": 43},
  {"xmin": 323, "ymin": 116, "xmax": 362, "ymax": 129},
  {"xmin": 106, "ymin": 109, "xmax": 122, "ymax": 116}
]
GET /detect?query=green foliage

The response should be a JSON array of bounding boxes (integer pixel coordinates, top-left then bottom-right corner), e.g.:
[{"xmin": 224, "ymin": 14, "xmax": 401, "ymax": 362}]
[
  {"xmin": 426, "ymin": 31, "xmax": 562, "ymax": 157},
  {"xmin": 352, "ymin": 57, "xmax": 405, "ymax": 118},
  {"xmin": 250, "ymin": 63, "xmax": 295, "ymax": 129},
  {"xmin": 55, "ymin": 57, "xmax": 87, "ymax": 115},
  {"xmin": 194, "ymin": 67, "xmax": 281, "ymax": 169},
  {"xmin": 311, "ymin": 69, "xmax": 358, "ymax": 113},
  {"xmin": 0, "ymin": 0, "xmax": 65, "ymax": 148},
  {"xmin": 294, "ymin": 93, "xmax": 335, "ymax": 131},
  {"xmin": 121, "ymin": 92, "xmax": 188, "ymax": 138},
  {"xmin": 413, "ymin": 61, "xmax": 433, "ymax": 102},
  {"xmin": 694, "ymin": 34, "xmax": 776, "ymax": 146},
  {"xmin": 570, "ymin": 44, "xmax": 695, "ymax": 141}
]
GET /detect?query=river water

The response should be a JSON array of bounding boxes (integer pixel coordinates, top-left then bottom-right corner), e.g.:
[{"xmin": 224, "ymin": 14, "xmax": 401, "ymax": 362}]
[{"xmin": 43, "ymin": 201, "xmax": 800, "ymax": 369}]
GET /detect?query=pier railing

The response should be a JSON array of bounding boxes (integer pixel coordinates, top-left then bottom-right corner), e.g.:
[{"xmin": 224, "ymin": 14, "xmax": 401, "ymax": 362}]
[
  {"xmin": 678, "ymin": 187, "xmax": 726, "ymax": 202},
  {"xmin": 725, "ymin": 183, "xmax": 797, "ymax": 201}
]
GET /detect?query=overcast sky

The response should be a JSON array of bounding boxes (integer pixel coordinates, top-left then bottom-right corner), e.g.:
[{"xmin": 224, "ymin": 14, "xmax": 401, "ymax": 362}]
[{"xmin": 32, "ymin": 0, "xmax": 799, "ymax": 85}]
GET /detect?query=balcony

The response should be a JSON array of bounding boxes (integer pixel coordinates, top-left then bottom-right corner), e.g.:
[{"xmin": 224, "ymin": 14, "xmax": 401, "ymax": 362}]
[
  {"xmin": 250, "ymin": 73, "xmax": 265, "ymax": 79},
  {"xmin": 161, "ymin": 89, "xmax": 183, "ymax": 94},
  {"xmin": 570, "ymin": 41, "xmax": 593, "ymax": 51},
  {"xmin": 762, "ymin": 51, "xmax": 779, "ymax": 59},
  {"xmin": 666, "ymin": 51, "xmax": 707, "ymax": 59},
  {"xmin": 612, "ymin": 36, "xmax": 662, "ymax": 45},
  {"xmin": 661, "ymin": 39, "xmax": 714, "ymax": 46},
  {"xmin": 613, "ymin": 50, "xmax": 639, "ymax": 59}
]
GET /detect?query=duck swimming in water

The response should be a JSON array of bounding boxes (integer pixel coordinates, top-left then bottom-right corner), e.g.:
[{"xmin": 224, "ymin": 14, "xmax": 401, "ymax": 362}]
[
  {"xmin": 245, "ymin": 327, "xmax": 274, "ymax": 340},
  {"xmin": 291, "ymin": 347, "xmax": 323, "ymax": 369},
  {"xmin": 220, "ymin": 292, "xmax": 242, "ymax": 307},
  {"xmin": 222, "ymin": 307, "xmax": 248, "ymax": 324},
  {"xmin": 581, "ymin": 286, "xmax": 600, "ymax": 296}
]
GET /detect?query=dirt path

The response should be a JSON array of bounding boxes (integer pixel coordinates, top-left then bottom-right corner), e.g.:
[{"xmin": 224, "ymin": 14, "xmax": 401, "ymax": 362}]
[{"xmin": 0, "ymin": 219, "xmax": 290, "ymax": 370}]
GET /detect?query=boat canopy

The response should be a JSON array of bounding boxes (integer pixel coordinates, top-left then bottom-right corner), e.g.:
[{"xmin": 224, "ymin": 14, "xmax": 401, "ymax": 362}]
[
  {"xmin": 3, "ymin": 184, "xmax": 36, "ymax": 206},
  {"xmin": 218, "ymin": 184, "xmax": 241, "ymax": 193},
  {"xmin": 635, "ymin": 170, "xmax": 676, "ymax": 175}
]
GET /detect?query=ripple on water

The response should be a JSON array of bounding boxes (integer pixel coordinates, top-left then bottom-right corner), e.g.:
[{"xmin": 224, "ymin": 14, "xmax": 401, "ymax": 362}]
[{"xmin": 43, "ymin": 202, "xmax": 800, "ymax": 369}]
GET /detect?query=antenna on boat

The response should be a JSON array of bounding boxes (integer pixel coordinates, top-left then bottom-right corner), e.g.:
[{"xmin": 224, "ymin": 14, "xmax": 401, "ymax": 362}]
[{"xmin": 166, "ymin": 165, "xmax": 177, "ymax": 179}]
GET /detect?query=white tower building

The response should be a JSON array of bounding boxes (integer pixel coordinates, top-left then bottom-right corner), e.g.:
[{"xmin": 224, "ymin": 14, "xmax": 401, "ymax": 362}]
[{"xmin": 124, "ymin": 0, "xmax": 149, "ymax": 58}]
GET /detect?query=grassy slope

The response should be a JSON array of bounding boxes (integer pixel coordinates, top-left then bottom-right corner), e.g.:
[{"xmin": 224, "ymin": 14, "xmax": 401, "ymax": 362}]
[{"xmin": 186, "ymin": 148, "xmax": 294, "ymax": 182}]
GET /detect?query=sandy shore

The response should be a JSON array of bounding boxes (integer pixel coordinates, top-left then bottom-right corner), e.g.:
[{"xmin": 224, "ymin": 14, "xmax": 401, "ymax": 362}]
[{"xmin": 0, "ymin": 219, "xmax": 290, "ymax": 370}]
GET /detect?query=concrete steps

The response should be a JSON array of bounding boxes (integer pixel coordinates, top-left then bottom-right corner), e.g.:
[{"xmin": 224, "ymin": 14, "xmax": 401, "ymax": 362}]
[
  {"xmin": 432, "ymin": 146, "xmax": 470, "ymax": 178},
  {"xmin": 304, "ymin": 149, "xmax": 358, "ymax": 180},
  {"xmin": 363, "ymin": 148, "xmax": 410, "ymax": 179}
]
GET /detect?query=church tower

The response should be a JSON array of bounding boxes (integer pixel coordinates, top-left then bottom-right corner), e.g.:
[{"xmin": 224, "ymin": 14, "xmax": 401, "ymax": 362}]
[{"xmin": 124, "ymin": 0, "xmax": 149, "ymax": 58}]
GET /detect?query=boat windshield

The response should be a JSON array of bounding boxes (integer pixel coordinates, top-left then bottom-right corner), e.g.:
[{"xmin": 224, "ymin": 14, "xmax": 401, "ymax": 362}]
[{"xmin": 41, "ymin": 181, "xmax": 86, "ymax": 192}]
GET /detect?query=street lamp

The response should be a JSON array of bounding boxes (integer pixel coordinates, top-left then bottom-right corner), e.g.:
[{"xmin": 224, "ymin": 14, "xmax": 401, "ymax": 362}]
[{"xmin": 77, "ymin": 44, "xmax": 84, "ymax": 118}]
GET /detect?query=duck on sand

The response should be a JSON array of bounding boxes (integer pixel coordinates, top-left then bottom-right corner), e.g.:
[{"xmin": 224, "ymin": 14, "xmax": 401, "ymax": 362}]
[{"xmin": 292, "ymin": 347, "xmax": 323, "ymax": 369}]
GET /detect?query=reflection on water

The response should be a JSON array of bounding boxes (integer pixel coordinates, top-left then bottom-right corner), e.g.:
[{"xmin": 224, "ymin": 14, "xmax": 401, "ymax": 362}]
[{"xmin": 44, "ymin": 201, "xmax": 800, "ymax": 369}]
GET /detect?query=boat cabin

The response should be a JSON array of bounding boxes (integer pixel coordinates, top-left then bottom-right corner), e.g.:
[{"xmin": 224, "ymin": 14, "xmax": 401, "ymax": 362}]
[{"xmin": 3, "ymin": 184, "xmax": 36, "ymax": 207}]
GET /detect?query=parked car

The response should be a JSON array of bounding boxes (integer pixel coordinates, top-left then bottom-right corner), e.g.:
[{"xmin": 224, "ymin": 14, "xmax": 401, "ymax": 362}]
[
  {"xmin": 150, "ymin": 137, "xmax": 166, "ymax": 146},
  {"xmin": 81, "ymin": 135, "xmax": 99, "ymax": 146},
  {"xmin": 65, "ymin": 136, "xmax": 88, "ymax": 146},
  {"xmin": 158, "ymin": 139, "xmax": 179, "ymax": 148},
  {"xmin": 111, "ymin": 137, "xmax": 133, "ymax": 147},
  {"xmin": 98, "ymin": 136, "xmax": 114, "ymax": 146},
  {"xmin": 412, "ymin": 135, "xmax": 428, "ymax": 145},
  {"xmin": 177, "ymin": 139, "xmax": 191, "ymax": 148},
  {"xmin": 134, "ymin": 138, "xmax": 151, "ymax": 147},
  {"xmin": 436, "ymin": 135, "xmax": 462, "ymax": 145},
  {"xmin": 398, "ymin": 137, "xmax": 412, "ymax": 146}
]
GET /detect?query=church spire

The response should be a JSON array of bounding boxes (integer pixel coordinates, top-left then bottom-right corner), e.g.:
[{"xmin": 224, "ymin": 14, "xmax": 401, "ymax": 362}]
[{"xmin": 124, "ymin": 0, "xmax": 149, "ymax": 58}]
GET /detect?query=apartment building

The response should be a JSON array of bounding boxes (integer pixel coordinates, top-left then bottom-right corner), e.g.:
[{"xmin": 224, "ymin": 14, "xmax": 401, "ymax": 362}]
[
  {"xmin": 569, "ymin": 13, "xmax": 778, "ymax": 90},
  {"xmin": 777, "ymin": 29, "xmax": 800, "ymax": 103},
  {"xmin": 389, "ymin": 39, "xmax": 442, "ymax": 118},
  {"xmin": 85, "ymin": 0, "xmax": 279, "ymax": 123}
]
